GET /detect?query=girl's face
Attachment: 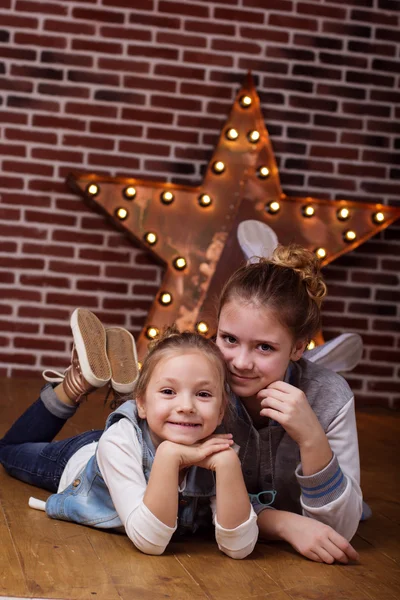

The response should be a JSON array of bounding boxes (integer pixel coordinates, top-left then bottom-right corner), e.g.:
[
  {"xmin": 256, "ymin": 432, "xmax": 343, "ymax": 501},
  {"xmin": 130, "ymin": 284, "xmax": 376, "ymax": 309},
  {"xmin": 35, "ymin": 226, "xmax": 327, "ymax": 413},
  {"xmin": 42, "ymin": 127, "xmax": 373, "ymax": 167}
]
[
  {"xmin": 216, "ymin": 300, "xmax": 305, "ymax": 401},
  {"xmin": 136, "ymin": 350, "xmax": 225, "ymax": 448}
]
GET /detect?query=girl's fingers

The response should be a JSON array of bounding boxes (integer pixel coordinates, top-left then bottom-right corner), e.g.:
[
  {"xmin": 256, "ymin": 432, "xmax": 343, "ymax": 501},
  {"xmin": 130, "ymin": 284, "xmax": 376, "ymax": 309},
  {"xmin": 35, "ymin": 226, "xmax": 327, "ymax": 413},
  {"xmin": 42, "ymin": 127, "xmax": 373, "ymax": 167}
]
[
  {"xmin": 258, "ymin": 389, "xmax": 286, "ymax": 402},
  {"xmin": 203, "ymin": 437, "xmax": 234, "ymax": 449},
  {"xmin": 260, "ymin": 397, "xmax": 286, "ymax": 412},
  {"xmin": 306, "ymin": 549, "xmax": 323, "ymax": 563},
  {"xmin": 314, "ymin": 547, "xmax": 335, "ymax": 564},
  {"xmin": 201, "ymin": 443, "xmax": 230, "ymax": 458},
  {"xmin": 267, "ymin": 380, "xmax": 292, "ymax": 393},
  {"xmin": 324, "ymin": 542, "xmax": 349, "ymax": 564},
  {"xmin": 202, "ymin": 433, "xmax": 233, "ymax": 444},
  {"xmin": 260, "ymin": 408, "xmax": 285, "ymax": 422},
  {"xmin": 328, "ymin": 534, "xmax": 359, "ymax": 562}
]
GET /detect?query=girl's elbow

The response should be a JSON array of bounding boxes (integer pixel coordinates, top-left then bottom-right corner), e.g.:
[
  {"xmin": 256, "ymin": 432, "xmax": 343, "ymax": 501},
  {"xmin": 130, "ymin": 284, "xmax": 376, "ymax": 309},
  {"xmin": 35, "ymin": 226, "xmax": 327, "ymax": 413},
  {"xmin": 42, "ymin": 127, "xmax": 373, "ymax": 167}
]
[
  {"xmin": 132, "ymin": 541, "xmax": 168, "ymax": 556},
  {"xmin": 128, "ymin": 533, "xmax": 169, "ymax": 556},
  {"xmin": 219, "ymin": 539, "xmax": 258, "ymax": 560}
]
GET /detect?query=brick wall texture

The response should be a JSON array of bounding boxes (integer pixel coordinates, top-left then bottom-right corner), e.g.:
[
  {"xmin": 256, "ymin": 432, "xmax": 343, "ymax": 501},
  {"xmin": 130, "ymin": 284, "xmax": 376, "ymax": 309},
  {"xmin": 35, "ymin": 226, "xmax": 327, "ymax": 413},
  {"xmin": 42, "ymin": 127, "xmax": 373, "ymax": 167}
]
[{"xmin": 0, "ymin": 0, "xmax": 399, "ymax": 408}]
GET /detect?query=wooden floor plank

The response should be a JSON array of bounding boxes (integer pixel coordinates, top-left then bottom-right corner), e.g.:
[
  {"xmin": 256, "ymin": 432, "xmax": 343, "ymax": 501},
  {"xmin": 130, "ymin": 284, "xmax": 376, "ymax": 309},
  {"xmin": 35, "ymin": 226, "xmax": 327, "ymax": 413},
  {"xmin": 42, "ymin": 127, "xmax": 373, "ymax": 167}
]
[
  {"xmin": 356, "ymin": 514, "xmax": 400, "ymax": 564},
  {"xmin": 0, "ymin": 499, "xmax": 30, "ymax": 598},
  {"xmin": 0, "ymin": 474, "xmax": 121, "ymax": 600},
  {"xmin": 86, "ymin": 532, "xmax": 209, "ymax": 600},
  {"xmin": 338, "ymin": 537, "xmax": 400, "ymax": 600},
  {"xmin": 254, "ymin": 541, "xmax": 374, "ymax": 600},
  {"xmin": 172, "ymin": 540, "xmax": 287, "ymax": 600}
]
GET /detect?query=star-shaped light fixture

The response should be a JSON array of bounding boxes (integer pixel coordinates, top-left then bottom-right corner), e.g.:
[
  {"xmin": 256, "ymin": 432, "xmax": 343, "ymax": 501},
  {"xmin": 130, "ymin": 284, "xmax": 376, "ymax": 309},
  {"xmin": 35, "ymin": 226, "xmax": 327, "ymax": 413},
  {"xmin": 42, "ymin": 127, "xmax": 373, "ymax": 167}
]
[{"xmin": 68, "ymin": 73, "xmax": 400, "ymax": 358}]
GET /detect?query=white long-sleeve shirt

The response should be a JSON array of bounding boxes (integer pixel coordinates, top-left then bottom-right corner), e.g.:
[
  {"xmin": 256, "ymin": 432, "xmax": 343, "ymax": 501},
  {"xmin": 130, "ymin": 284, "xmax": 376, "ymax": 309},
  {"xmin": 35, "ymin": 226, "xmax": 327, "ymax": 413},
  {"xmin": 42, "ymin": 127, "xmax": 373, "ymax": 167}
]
[{"xmin": 57, "ymin": 418, "xmax": 258, "ymax": 558}]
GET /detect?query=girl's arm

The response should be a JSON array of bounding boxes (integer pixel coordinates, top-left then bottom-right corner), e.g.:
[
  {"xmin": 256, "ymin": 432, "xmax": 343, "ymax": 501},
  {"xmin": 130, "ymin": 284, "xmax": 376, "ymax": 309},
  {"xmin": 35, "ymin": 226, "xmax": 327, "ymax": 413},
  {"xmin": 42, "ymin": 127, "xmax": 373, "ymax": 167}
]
[
  {"xmin": 202, "ymin": 449, "xmax": 258, "ymax": 559},
  {"xmin": 259, "ymin": 382, "xmax": 363, "ymax": 540},
  {"xmin": 143, "ymin": 436, "xmax": 234, "ymax": 529},
  {"xmin": 142, "ymin": 441, "xmax": 180, "ymax": 528},
  {"xmin": 296, "ymin": 397, "xmax": 363, "ymax": 540},
  {"xmin": 97, "ymin": 419, "xmax": 176, "ymax": 555}
]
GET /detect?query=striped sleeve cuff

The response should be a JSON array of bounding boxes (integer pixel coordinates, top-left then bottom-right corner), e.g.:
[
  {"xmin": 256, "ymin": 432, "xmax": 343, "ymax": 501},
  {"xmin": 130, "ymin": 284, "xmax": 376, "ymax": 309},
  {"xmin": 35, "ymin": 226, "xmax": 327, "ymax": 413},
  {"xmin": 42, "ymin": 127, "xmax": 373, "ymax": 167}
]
[{"xmin": 295, "ymin": 454, "xmax": 347, "ymax": 508}]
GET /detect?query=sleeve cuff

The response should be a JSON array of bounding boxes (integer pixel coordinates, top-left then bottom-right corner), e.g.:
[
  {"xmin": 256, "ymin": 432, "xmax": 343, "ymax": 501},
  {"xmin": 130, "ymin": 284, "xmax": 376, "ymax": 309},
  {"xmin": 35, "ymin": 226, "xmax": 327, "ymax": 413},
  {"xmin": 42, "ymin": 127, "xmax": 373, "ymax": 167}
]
[
  {"xmin": 296, "ymin": 454, "xmax": 347, "ymax": 508},
  {"xmin": 126, "ymin": 502, "xmax": 177, "ymax": 554},
  {"xmin": 215, "ymin": 506, "xmax": 258, "ymax": 557}
]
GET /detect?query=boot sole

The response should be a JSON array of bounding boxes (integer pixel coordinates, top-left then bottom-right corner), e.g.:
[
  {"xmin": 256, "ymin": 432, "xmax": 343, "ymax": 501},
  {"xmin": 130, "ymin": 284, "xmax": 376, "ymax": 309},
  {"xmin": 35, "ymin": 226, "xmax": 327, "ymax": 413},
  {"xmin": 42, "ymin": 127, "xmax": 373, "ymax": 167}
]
[
  {"xmin": 70, "ymin": 308, "xmax": 111, "ymax": 387},
  {"xmin": 106, "ymin": 327, "xmax": 138, "ymax": 394}
]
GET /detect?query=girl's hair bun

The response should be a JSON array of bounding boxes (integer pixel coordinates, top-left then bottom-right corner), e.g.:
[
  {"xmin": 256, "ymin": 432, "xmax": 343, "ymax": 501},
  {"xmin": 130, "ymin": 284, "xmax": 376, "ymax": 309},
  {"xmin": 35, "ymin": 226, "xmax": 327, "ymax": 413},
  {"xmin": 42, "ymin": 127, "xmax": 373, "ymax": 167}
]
[{"xmin": 269, "ymin": 244, "xmax": 327, "ymax": 308}]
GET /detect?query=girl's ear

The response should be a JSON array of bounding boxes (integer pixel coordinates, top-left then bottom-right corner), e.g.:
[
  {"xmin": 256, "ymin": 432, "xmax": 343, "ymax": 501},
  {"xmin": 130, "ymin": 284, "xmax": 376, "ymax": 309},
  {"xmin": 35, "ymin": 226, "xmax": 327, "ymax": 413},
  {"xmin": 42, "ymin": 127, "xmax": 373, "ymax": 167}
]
[
  {"xmin": 136, "ymin": 396, "xmax": 146, "ymax": 419},
  {"xmin": 290, "ymin": 339, "xmax": 307, "ymax": 361}
]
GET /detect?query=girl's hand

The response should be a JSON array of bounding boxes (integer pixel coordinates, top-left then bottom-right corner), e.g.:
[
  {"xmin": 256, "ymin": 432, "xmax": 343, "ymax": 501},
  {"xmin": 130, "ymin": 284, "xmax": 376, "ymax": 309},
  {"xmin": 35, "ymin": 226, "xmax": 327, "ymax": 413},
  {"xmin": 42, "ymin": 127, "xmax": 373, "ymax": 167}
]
[
  {"xmin": 281, "ymin": 513, "xmax": 360, "ymax": 564},
  {"xmin": 197, "ymin": 446, "xmax": 239, "ymax": 472},
  {"xmin": 159, "ymin": 434, "xmax": 234, "ymax": 470},
  {"xmin": 258, "ymin": 381, "xmax": 324, "ymax": 448}
]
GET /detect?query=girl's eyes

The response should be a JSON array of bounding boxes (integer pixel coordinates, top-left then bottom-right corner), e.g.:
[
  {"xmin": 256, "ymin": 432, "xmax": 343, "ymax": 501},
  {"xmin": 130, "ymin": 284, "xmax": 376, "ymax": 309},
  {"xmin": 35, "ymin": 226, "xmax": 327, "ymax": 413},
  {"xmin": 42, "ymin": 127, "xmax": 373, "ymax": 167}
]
[
  {"xmin": 160, "ymin": 388, "xmax": 175, "ymax": 395},
  {"xmin": 223, "ymin": 335, "xmax": 274, "ymax": 353},
  {"xmin": 159, "ymin": 389, "xmax": 213, "ymax": 398},
  {"xmin": 259, "ymin": 343, "xmax": 274, "ymax": 352},
  {"xmin": 223, "ymin": 334, "xmax": 237, "ymax": 345}
]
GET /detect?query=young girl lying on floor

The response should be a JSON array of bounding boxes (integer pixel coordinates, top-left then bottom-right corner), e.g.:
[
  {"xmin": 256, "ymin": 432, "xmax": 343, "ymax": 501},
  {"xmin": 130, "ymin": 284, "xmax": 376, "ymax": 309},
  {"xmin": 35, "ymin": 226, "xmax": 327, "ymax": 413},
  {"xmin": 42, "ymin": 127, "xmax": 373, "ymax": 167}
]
[{"xmin": 0, "ymin": 309, "xmax": 258, "ymax": 559}]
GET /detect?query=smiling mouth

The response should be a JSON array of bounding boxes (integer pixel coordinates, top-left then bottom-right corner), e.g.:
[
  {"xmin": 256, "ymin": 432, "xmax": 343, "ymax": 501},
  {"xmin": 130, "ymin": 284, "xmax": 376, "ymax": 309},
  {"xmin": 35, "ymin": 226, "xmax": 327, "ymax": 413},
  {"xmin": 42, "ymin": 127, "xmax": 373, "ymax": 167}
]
[
  {"xmin": 230, "ymin": 372, "xmax": 257, "ymax": 380},
  {"xmin": 167, "ymin": 422, "xmax": 201, "ymax": 427}
]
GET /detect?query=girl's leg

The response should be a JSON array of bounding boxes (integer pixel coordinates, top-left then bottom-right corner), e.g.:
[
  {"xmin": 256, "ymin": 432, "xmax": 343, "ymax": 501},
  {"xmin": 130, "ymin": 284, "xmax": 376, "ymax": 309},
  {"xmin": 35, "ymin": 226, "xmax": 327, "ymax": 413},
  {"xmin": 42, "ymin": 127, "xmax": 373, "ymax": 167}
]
[
  {"xmin": 0, "ymin": 382, "xmax": 102, "ymax": 491},
  {"xmin": 1, "ymin": 383, "xmax": 77, "ymax": 447},
  {"xmin": 0, "ymin": 308, "xmax": 112, "ymax": 491}
]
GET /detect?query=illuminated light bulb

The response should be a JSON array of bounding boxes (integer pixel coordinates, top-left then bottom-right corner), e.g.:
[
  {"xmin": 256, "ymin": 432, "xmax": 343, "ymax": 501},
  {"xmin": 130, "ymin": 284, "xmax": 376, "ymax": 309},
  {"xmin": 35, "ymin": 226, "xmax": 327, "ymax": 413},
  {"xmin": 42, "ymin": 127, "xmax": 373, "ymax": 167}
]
[
  {"xmin": 266, "ymin": 201, "xmax": 280, "ymax": 214},
  {"xmin": 160, "ymin": 190, "xmax": 174, "ymax": 204},
  {"xmin": 198, "ymin": 193, "xmax": 212, "ymax": 207},
  {"xmin": 225, "ymin": 128, "xmax": 239, "ymax": 141},
  {"xmin": 123, "ymin": 186, "xmax": 136, "ymax": 200},
  {"xmin": 115, "ymin": 207, "xmax": 128, "ymax": 220},
  {"xmin": 344, "ymin": 229, "xmax": 357, "ymax": 242},
  {"xmin": 159, "ymin": 291, "xmax": 172, "ymax": 306},
  {"xmin": 302, "ymin": 205, "xmax": 315, "ymax": 218},
  {"xmin": 137, "ymin": 361, "xmax": 142, "ymax": 371},
  {"xmin": 372, "ymin": 211, "xmax": 385, "ymax": 224},
  {"xmin": 337, "ymin": 207, "xmax": 350, "ymax": 221},
  {"xmin": 173, "ymin": 257, "xmax": 187, "ymax": 271},
  {"xmin": 239, "ymin": 95, "xmax": 252, "ymax": 108},
  {"xmin": 144, "ymin": 232, "xmax": 157, "ymax": 245},
  {"xmin": 315, "ymin": 247, "xmax": 327, "ymax": 259},
  {"xmin": 146, "ymin": 326, "xmax": 159, "ymax": 340},
  {"xmin": 307, "ymin": 340, "xmax": 316, "ymax": 350},
  {"xmin": 196, "ymin": 321, "xmax": 209, "ymax": 334},
  {"xmin": 212, "ymin": 160, "xmax": 225, "ymax": 174},
  {"xmin": 247, "ymin": 130, "xmax": 260, "ymax": 143},
  {"xmin": 257, "ymin": 166, "xmax": 270, "ymax": 179},
  {"xmin": 86, "ymin": 183, "xmax": 99, "ymax": 196}
]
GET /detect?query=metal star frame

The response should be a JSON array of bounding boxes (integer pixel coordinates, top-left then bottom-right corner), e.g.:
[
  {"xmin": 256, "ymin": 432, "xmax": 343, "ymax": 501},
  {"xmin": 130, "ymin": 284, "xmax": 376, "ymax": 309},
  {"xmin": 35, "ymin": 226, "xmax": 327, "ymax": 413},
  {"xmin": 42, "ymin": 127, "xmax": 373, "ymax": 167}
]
[{"xmin": 67, "ymin": 73, "xmax": 400, "ymax": 358}]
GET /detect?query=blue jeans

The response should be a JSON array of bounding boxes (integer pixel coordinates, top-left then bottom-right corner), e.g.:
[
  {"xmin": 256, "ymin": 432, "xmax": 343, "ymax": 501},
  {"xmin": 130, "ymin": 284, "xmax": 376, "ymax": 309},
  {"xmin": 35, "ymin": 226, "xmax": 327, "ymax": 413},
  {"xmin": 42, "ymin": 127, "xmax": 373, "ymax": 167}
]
[{"xmin": 0, "ymin": 384, "xmax": 102, "ymax": 492}]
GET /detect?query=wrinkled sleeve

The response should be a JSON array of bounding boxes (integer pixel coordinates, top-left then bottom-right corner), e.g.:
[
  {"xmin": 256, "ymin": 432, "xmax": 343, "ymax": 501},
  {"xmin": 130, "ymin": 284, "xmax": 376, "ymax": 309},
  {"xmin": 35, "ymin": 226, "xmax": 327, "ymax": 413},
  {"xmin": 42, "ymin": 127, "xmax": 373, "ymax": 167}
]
[
  {"xmin": 209, "ymin": 497, "xmax": 258, "ymax": 559},
  {"xmin": 97, "ymin": 419, "xmax": 176, "ymax": 555},
  {"xmin": 296, "ymin": 397, "xmax": 363, "ymax": 540}
]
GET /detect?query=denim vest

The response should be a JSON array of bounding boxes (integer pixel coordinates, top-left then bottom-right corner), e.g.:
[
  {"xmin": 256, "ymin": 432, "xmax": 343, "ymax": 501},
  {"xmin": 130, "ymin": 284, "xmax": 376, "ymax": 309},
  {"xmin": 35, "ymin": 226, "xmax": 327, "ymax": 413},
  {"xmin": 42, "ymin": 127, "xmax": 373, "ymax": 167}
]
[
  {"xmin": 227, "ymin": 358, "xmax": 353, "ymax": 514},
  {"xmin": 45, "ymin": 401, "xmax": 216, "ymax": 535}
]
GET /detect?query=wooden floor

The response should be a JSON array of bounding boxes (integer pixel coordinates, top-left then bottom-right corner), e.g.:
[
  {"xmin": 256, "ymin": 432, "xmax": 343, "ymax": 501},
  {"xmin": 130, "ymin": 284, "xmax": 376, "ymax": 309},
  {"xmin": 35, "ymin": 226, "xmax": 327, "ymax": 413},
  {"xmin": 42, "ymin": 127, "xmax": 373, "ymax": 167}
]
[{"xmin": 0, "ymin": 378, "xmax": 399, "ymax": 600}]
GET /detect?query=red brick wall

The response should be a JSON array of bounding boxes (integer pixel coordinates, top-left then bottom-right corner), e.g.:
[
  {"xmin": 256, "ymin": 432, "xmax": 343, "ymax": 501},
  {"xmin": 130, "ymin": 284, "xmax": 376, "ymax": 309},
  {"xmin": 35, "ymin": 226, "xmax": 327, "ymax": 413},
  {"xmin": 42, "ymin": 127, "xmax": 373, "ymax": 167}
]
[{"xmin": 0, "ymin": 0, "xmax": 399, "ymax": 408}]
